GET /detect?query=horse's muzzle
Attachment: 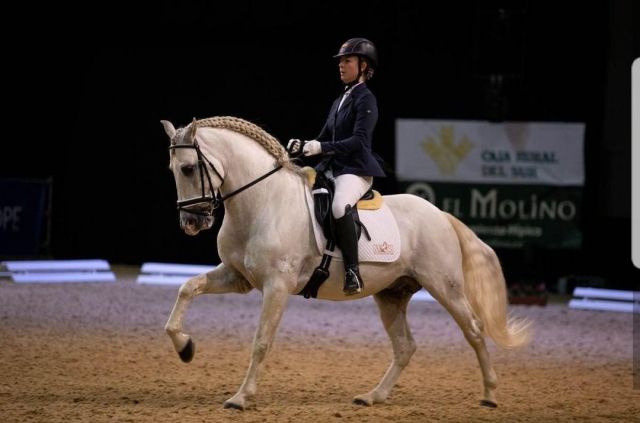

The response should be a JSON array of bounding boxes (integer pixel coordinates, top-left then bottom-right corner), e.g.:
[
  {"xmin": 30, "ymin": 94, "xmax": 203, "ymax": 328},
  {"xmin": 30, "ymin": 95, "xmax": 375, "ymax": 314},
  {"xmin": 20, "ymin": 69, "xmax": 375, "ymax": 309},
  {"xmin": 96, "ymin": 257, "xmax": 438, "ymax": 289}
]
[{"xmin": 180, "ymin": 211, "xmax": 214, "ymax": 235}]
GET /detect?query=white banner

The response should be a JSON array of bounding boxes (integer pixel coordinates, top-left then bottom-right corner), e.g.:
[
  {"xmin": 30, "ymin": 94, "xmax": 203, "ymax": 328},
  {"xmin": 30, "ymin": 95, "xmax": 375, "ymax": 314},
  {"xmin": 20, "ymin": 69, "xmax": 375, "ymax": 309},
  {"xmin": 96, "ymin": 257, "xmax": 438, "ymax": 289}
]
[{"xmin": 395, "ymin": 119, "xmax": 585, "ymax": 185}]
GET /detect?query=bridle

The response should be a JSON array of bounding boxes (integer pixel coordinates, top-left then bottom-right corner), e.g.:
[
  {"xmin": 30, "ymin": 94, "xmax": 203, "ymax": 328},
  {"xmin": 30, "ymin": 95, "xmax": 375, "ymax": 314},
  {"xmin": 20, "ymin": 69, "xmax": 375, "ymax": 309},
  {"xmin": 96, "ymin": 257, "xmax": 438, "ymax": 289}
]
[{"xmin": 169, "ymin": 138, "xmax": 282, "ymax": 216}]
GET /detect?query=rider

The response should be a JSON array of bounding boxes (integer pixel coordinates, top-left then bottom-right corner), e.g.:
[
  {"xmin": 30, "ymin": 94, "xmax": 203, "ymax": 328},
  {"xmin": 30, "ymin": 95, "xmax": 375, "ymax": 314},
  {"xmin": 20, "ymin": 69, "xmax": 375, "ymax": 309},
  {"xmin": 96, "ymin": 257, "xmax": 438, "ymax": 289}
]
[{"xmin": 288, "ymin": 37, "xmax": 386, "ymax": 296}]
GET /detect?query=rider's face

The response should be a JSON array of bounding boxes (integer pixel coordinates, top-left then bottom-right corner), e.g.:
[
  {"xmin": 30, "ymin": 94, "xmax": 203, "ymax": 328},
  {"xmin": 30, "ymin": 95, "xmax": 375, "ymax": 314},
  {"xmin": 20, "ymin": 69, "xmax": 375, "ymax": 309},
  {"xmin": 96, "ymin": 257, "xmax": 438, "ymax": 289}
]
[{"xmin": 338, "ymin": 55, "xmax": 362, "ymax": 84}]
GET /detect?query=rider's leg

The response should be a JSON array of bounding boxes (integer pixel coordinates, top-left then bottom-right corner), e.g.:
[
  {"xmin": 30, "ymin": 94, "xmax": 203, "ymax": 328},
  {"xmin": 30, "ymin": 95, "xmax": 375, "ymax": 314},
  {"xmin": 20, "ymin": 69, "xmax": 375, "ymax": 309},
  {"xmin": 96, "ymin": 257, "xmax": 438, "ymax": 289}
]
[
  {"xmin": 333, "ymin": 174, "xmax": 372, "ymax": 295},
  {"xmin": 335, "ymin": 205, "xmax": 364, "ymax": 295}
]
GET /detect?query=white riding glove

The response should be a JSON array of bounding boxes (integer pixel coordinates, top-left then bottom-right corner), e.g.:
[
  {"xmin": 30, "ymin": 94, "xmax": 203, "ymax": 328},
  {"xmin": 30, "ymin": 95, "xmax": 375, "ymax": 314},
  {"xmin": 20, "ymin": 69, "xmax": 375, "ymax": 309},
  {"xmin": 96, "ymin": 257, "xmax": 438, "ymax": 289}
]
[
  {"xmin": 302, "ymin": 140, "xmax": 322, "ymax": 156},
  {"xmin": 287, "ymin": 138, "xmax": 302, "ymax": 154}
]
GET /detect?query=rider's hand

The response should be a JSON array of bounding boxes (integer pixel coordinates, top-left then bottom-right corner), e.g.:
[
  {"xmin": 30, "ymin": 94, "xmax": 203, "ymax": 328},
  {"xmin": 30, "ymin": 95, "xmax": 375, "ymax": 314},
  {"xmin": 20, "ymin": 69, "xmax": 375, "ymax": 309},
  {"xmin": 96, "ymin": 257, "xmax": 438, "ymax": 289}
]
[
  {"xmin": 287, "ymin": 138, "xmax": 301, "ymax": 154},
  {"xmin": 302, "ymin": 140, "xmax": 322, "ymax": 156}
]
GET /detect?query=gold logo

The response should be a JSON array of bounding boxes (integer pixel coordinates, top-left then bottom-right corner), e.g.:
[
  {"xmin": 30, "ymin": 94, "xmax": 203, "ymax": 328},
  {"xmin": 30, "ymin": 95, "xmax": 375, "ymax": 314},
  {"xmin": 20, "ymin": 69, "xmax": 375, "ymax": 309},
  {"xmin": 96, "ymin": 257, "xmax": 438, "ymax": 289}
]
[
  {"xmin": 374, "ymin": 242, "xmax": 395, "ymax": 255},
  {"xmin": 422, "ymin": 126, "xmax": 473, "ymax": 175}
]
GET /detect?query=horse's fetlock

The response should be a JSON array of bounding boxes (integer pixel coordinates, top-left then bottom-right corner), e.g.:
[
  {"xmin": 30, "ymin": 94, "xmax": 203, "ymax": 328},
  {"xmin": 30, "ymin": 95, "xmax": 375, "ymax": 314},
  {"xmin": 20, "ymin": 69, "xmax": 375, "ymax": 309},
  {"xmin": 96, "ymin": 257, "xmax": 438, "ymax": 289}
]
[
  {"xmin": 164, "ymin": 323, "xmax": 177, "ymax": 335},
  {"xmin": 487, "ymin": 370, "xmax": 498, "ymax": 388},
  {"xmin": 245, "ymin": 384, "xmax": 257, "ymax": 397}
]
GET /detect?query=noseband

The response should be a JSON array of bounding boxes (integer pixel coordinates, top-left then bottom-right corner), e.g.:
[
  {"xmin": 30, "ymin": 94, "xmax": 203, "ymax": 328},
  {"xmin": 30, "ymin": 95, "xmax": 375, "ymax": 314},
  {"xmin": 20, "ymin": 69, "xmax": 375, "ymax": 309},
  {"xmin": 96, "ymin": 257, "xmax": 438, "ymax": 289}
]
[{"xmin": 169, "ymin": 138, "xmax": 282, "ymax": 216}]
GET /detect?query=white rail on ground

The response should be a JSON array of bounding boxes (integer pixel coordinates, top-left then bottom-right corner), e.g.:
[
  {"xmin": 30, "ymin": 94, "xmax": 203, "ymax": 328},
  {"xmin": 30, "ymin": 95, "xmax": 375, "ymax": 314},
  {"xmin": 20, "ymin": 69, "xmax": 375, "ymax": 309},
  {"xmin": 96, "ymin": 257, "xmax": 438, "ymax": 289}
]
[
  {"xmin": 136, "ymin": 262, "xmax": 216, "ymax": 285},
  {"xmin": 1, "ymin": 259, "xmax": 116, "ymax": 283},
  {"xmin": 569, "ymin": 287, "xmax": 639, "ymax": 313}
]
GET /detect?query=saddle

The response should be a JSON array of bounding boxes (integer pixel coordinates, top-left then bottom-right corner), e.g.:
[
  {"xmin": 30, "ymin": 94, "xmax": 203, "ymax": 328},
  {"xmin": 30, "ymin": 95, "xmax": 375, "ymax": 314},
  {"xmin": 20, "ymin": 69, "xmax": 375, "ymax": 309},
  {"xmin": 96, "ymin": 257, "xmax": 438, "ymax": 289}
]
[
  {"xmin": 311, "ymin": 171, "xmax": 374, "ymax": 246},
  {"xmin": 299, "ymin": 170, "xmax": 380, "ymax": 299}
]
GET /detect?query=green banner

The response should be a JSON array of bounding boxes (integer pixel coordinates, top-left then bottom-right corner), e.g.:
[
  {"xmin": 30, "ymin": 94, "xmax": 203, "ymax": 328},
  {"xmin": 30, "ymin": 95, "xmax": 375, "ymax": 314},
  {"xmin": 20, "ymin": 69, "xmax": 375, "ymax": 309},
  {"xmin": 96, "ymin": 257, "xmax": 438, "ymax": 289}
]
[{"xmin": 400, "ymin": 181, "xmax": 582, "ymax": 249}]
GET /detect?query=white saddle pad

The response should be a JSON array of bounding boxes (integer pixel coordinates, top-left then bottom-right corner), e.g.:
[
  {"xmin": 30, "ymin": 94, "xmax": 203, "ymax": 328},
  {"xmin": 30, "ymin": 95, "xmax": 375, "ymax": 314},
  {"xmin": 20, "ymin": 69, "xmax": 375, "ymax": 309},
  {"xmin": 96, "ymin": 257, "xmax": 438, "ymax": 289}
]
[{"xmin": 304, "ymin": 187, "xmax": 401, "ymax": 263}]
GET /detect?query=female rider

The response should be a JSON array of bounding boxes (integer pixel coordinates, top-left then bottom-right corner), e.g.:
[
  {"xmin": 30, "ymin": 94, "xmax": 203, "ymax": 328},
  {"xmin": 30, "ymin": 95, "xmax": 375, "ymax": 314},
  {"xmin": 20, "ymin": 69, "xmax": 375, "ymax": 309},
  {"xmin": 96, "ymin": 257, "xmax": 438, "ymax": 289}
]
[{"xmin": 288, "ymin": 38, "xmax": 386, "ymax": 295}]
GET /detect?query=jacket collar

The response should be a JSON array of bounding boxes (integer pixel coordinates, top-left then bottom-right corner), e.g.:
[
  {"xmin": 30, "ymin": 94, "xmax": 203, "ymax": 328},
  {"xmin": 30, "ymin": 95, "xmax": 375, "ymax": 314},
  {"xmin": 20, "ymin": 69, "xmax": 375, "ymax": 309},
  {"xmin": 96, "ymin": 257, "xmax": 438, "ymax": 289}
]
[
  {"xmin": 343, "ymin": 81, "xmax": 365, "ymax": 95},
  {"xmin": 337, "ymin": 82, "xmax": 365, "ymax": 111}
]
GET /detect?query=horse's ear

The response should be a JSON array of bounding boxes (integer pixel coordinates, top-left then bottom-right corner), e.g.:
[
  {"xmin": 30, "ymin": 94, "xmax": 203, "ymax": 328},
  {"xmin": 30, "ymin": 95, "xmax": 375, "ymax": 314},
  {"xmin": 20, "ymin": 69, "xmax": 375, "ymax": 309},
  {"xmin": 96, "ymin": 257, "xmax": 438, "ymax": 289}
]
[
  {"xmin": 160, "ymin": 120, "xmax": 176, "ymax": 140},
  {"xmin": 189, "ymin": 117, "xmax": 198, "ymax": 140}
]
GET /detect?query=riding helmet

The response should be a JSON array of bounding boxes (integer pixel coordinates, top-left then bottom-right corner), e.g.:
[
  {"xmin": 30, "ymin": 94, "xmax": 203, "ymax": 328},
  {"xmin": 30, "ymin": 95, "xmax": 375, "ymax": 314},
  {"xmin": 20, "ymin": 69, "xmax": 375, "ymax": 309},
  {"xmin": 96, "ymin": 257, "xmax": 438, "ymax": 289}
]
[{"xmin": 333, "ymin": 38, "xmax": 378, "ymax": 68}]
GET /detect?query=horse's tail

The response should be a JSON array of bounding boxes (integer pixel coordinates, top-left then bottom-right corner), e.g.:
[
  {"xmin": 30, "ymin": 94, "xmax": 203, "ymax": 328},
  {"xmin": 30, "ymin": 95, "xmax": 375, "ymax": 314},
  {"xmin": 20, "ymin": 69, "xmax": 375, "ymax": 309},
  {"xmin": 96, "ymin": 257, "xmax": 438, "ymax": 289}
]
[{"xmin": 445, "ymin": 212, "xmax": 532, "ymax": 349}]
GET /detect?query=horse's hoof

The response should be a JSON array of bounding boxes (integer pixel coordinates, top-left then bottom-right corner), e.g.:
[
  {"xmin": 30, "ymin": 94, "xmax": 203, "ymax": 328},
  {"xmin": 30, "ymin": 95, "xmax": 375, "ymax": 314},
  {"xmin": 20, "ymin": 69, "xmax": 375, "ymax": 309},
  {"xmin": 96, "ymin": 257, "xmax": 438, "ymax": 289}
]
[
  {"xmin": 178, "ymin": 338, "xmax": 195, "ymax": 363},
  {"xmin": 353, "ymin": 398, "xmax": 372, "ymax": 406},
  {"xmin": 223, "ymin": 401, "xmax": 245, "ymax": 411},
  {"xmin": 480, "ymin": 399, "xmax": 498, "ymax": 408}
]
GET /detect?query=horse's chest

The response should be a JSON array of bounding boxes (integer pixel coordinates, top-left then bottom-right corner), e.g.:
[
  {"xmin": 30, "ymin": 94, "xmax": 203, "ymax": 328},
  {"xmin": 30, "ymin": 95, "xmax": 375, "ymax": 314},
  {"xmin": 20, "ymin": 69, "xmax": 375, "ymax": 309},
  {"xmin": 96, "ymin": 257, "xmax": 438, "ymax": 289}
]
[{"xmin": 219, "ymin": 250, "xmax": 264, "ymax": 290}]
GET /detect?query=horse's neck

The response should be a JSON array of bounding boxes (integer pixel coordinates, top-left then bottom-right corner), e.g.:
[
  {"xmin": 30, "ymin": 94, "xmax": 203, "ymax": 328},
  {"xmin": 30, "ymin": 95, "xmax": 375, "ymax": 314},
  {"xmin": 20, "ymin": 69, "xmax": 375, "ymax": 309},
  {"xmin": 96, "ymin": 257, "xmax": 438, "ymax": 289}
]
[
  {"xmin": 200, "ymin": 128, "xmax": 304, "ymax": 223},
  {"xmin": 200, "ymin": 128, "xmax": 274, "ymax": 191}
]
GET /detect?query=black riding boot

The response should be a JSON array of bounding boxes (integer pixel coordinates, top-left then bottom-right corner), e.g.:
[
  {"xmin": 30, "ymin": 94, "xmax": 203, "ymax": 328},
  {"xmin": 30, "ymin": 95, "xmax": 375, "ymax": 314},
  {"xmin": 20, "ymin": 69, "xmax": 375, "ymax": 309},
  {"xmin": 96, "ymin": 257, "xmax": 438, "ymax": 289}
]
[{"xmin": 335, "ymin": 206, "xmax": 364, "ymax": 295}]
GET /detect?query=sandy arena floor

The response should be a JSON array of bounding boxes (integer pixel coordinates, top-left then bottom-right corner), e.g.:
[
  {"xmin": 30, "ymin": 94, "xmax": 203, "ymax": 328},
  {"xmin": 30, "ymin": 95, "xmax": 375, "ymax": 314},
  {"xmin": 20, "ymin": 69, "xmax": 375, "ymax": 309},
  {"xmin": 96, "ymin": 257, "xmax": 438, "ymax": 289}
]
[{"xmin": 1, "ymin": 265, "xmax": 638, "ymax": 422}]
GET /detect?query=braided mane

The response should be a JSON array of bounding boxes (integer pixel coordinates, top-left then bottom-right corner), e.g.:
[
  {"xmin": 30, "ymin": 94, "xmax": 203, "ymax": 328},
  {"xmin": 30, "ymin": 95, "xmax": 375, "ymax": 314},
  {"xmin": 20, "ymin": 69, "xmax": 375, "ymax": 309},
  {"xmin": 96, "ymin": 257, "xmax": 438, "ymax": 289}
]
[{"xmin": 196, "ymin": 116, "xmax": 297, "ymax": 171}]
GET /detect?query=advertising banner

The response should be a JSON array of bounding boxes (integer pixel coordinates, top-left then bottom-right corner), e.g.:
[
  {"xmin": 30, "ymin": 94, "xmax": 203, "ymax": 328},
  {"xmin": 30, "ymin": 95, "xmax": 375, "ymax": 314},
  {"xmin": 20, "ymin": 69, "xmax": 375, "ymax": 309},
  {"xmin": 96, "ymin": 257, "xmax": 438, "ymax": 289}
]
[
  {"xmin": 396, "ymin": 120, "xmax": 584, "ymax": 249},
  {"xmin": 396, "ymin": 119, "xmax": 584, "ymax": 185},
  {"xmin": 401, "ymin": 181, "xmax": 582, "ymax": 249},
  {"xmin": 0, "ymin": 179, "xmax": 51, "ymax": 256}
]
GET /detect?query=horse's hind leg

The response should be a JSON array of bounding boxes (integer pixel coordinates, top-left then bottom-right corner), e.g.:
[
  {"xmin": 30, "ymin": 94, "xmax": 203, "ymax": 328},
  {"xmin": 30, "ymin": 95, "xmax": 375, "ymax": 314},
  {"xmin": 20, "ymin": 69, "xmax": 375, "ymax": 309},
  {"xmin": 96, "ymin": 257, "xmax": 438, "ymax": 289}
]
[
  {"xmin": 164, "ymin": 264, "xmax": 252, "ymax": 362},
  {"xmin": 429, "ymin": 283, "xmax": 499, "ymax": 407},
  {"xmin": 353, "ymin": 280, "xmax": 417, "ymax": 406}
]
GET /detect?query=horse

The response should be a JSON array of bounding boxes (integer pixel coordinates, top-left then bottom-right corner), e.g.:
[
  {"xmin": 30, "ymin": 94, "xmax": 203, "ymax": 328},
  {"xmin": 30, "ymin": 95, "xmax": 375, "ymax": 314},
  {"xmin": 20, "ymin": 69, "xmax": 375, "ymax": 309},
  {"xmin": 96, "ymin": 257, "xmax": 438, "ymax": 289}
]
[{"xmin": 160, "ymin": 116, "xmax": 531, "ymax": 411}]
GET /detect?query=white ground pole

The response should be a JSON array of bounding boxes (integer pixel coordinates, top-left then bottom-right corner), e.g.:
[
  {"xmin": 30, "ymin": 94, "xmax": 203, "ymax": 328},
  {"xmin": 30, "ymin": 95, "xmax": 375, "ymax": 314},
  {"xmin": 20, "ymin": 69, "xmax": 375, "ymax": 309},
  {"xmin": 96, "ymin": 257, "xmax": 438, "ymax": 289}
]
[
  {"xmin": 136, "ymin": 262, "xmax": 217, "ymax": 285},
  {"xmin": 569, "ymin": 287, "xmax": 640, "ymax": 313},
  {"xmin": 1, "ymin": 259, "xmax": 116, "ymax": 283}
]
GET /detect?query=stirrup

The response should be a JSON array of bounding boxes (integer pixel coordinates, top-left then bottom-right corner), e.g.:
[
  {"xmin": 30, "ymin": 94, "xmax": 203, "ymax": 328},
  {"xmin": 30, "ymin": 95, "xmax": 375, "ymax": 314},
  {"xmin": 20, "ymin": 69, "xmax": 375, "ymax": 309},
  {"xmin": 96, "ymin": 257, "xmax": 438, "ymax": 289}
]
[{"xmin": 343, "ymin": 269, "xmax": 363, "ymax": 296}]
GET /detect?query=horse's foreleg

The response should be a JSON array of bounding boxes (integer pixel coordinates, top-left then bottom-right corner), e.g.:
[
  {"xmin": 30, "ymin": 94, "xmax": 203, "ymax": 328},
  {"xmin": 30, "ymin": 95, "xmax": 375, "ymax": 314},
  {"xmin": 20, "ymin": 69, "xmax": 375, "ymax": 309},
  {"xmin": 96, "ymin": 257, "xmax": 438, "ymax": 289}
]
[
  {"xmin": 165, "ymin": 264, "xmax": 252, "ymax": 362},
  {"xmin": 224, "ymin": 282, "xmax": 289, "ymax": 410},
  {"xmin": 354, "ymin": 289, "xmax": 416, "ymax": 406}
]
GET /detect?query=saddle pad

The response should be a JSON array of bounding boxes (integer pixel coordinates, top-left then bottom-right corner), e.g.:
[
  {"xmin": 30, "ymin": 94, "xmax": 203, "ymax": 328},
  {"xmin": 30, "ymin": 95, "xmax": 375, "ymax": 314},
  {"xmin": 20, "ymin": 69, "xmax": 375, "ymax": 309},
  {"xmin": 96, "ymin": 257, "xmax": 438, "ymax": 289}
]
[{"xmin": 304, "ymin": 187, "xmax": 401, "ymax": 263}]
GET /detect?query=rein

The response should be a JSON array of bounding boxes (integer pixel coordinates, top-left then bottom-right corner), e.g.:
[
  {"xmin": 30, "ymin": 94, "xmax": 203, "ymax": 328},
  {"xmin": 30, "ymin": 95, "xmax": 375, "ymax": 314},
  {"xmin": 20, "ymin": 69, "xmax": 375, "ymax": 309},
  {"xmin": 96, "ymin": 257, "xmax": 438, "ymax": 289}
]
[{"xmin": 169, "ymin": 139, "xmax": 282, "ymax": 216}]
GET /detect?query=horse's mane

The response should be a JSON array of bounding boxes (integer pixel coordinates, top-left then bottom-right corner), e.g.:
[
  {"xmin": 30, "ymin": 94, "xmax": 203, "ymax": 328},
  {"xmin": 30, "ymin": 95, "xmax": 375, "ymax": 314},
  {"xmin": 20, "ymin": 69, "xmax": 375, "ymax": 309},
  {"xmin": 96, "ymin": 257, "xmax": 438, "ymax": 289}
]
[{"xmin": 196, "ymin": 116, "xmax": 297, "ymax": 171}]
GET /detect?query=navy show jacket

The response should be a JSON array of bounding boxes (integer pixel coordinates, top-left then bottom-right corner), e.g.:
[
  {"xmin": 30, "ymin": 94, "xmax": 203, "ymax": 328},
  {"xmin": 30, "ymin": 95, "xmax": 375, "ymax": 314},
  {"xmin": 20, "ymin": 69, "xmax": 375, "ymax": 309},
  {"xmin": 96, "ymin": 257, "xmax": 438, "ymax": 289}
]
[{"xmin": 315, "ymin": 83, "xmax": 386, "ymax": 177}]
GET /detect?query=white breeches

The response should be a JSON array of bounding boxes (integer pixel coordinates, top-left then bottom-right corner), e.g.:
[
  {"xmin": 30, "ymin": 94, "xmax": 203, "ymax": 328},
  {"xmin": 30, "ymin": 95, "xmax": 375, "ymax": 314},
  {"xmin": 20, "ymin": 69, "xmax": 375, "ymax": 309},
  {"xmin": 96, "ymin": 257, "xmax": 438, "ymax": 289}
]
[{"xmin": 331, "ymin": 174, "xmax": 373, "ymax": 218}]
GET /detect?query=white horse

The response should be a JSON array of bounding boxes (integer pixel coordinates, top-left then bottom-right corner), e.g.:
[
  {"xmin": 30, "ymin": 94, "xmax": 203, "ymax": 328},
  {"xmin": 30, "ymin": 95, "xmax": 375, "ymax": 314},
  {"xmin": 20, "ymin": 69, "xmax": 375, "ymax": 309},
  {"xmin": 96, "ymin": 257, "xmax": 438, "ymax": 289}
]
[{"xmin": 161, "ymin": 116, "xmax": 531, "ymax": 411}]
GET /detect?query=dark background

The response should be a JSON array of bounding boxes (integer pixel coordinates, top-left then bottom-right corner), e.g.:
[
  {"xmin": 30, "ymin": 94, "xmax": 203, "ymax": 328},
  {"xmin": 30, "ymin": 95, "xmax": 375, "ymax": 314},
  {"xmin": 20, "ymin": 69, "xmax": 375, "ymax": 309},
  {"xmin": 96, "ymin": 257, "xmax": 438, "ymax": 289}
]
[{"xmin": 3, "ymin": 1, "xmax": 639, "ymax": 289}]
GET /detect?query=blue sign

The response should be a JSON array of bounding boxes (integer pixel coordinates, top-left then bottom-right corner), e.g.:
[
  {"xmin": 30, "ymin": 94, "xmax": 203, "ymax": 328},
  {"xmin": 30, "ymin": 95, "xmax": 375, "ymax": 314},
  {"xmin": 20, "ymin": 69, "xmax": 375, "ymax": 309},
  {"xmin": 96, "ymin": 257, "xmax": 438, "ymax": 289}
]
[{"xmin": 0, "ymin": 179, "xmax": 50, "ymax": 255}]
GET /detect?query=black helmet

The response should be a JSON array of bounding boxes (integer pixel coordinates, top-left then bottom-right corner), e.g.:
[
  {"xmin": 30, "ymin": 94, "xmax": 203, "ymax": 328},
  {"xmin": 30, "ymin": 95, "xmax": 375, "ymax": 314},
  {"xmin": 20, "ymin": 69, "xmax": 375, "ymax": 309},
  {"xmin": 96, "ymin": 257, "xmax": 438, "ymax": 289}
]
[{"xmin": 333, "ymin": 38, "xmax": 378, "ymax": 68}]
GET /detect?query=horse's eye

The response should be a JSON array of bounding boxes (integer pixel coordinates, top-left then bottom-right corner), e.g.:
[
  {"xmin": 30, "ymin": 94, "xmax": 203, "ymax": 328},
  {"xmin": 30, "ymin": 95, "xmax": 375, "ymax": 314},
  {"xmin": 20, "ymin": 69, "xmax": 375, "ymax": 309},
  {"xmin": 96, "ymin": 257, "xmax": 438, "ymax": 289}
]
[{"xmin": 181, "ymin": 164, "xmax": 195, "ymax": 176}]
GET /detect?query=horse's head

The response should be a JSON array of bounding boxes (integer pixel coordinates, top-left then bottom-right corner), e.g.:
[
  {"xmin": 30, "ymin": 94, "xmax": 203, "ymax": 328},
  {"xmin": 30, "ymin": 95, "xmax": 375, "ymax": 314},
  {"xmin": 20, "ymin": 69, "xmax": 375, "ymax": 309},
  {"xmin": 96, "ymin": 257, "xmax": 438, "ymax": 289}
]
[{"xmin": 162, "ymin": 118, "xmax": 221, "ymax": 235}]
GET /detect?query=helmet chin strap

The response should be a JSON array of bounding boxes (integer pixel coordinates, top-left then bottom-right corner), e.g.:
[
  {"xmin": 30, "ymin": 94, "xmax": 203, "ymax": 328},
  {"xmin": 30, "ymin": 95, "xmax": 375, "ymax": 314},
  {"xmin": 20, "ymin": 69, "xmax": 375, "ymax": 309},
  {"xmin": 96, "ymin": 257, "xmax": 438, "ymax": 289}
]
[{"xmin": 356, "ymin": 56, "xmax": 364, "ymax": 82}]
